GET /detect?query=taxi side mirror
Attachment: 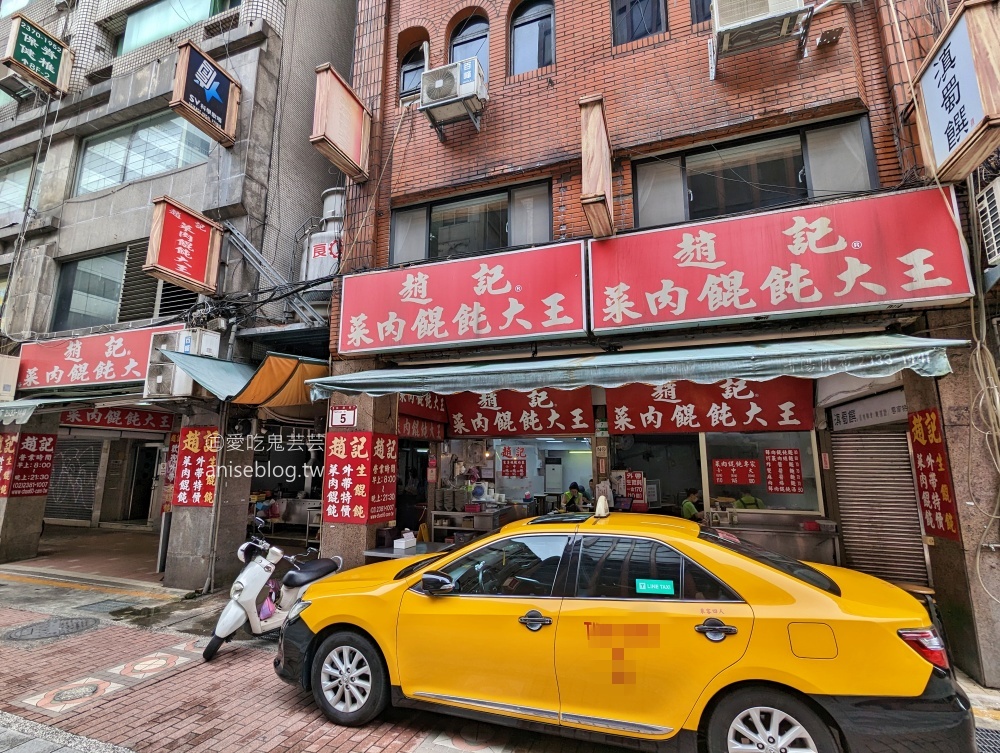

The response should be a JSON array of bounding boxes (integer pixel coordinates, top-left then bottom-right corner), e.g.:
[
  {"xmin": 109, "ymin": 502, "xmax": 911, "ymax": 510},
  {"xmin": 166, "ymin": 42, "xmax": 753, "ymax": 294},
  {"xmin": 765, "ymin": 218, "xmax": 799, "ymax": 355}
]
[{"xmin": 422, "ymin": 571, "xmax": 455, "ymax": 596}]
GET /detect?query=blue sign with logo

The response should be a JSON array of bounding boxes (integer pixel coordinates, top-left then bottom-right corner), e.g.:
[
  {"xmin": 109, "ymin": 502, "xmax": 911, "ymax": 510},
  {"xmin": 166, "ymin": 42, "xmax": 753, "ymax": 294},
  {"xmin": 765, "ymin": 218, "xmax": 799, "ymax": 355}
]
[
  {"xmin": 460, "ymin": 60, "xmax": 475, "ymax": 85},
  {"xmin": 182, "ymin": 46, "xmax": 231, "ymax": 133}
]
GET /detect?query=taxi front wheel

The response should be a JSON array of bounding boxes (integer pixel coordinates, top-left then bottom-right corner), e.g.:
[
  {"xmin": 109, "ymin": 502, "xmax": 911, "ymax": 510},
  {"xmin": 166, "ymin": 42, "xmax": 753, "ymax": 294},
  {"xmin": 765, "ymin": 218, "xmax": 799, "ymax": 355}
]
[
  {"xmin": 707, "ymin": 687, "xmax": 838, "ymax": 753},
  {"xmin": 312, "ymin": 631, "xmax": 389, "ymax": 726}
]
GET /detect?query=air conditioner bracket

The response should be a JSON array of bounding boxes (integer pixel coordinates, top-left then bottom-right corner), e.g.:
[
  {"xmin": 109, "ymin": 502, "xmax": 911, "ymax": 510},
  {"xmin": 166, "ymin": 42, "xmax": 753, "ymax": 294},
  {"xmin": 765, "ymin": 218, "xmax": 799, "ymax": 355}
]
[{"xmin": 421, "ymin": 100, "xmax": 483, "ymax": 143}]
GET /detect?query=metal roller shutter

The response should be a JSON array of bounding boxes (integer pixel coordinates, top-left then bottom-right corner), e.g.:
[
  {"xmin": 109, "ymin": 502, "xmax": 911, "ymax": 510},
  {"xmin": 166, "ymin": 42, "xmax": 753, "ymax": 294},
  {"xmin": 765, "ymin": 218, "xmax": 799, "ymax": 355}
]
[
  {"xmin": 830, "ymin": 432, "xmax": 930, "ymax": 586},
  {"xmin": 44, "ymin": 440, "xmax": 104, "ymax": 522}
]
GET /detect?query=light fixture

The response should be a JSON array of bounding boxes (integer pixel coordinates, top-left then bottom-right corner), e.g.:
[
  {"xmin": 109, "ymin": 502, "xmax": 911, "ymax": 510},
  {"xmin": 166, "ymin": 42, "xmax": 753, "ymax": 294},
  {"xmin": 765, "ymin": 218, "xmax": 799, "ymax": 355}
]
[
  {"xmin": 416, "ymin": 448, "xmax": 429, "ymax": 453},
  {"xmin": 569, "ymin": 450, "xmax": 591, "ymax": 454}
]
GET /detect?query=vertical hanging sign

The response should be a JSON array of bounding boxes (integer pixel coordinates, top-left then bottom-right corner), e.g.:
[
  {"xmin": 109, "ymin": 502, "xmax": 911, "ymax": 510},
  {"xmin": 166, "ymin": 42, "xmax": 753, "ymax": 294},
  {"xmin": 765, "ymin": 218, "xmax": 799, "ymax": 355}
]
[
  {"xmin": 144, "ymin": 197, "xmax": 223, "ymax": 295},
  {"xmin": 322, "ymin": 432, "xmax": 398, "ymax": 523},
  {"xmin": 908, "ymin": 408, "xmax": 960, "ymax": 541},
  {"xmin": 173, "ymin": 427, "xmax": 219, "ymax": 507}
]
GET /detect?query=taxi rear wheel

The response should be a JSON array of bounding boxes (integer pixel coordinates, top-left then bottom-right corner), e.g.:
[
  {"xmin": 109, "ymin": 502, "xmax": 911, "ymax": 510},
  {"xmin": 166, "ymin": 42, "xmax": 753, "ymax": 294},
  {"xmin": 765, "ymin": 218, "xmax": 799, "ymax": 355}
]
[
  {"xmin": 707, "ymin": 688, "xmax": 838, "ymax": 753},
  {"xmin": 312, "ymin": 631, "xmax": 388, "ymax": 726}
]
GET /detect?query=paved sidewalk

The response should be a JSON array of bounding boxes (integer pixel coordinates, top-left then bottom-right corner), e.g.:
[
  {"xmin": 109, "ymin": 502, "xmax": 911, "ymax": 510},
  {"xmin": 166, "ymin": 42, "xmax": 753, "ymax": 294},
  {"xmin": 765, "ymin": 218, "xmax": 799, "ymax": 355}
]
[{"xmin": 0, "ymin": 710, "xmax": 131, "ymax": 753}]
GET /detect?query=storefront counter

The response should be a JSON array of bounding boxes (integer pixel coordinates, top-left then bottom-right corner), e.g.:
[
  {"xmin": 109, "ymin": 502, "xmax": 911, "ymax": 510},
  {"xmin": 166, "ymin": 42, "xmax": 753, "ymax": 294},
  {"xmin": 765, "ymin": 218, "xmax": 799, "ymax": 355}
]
[
  {"xmin": 713, "ymin": 524, "xmax": 837, "ymax": 565},
  {"xmin": 283, "ymin": 498, "xmax": 323, "ymax": 525}
]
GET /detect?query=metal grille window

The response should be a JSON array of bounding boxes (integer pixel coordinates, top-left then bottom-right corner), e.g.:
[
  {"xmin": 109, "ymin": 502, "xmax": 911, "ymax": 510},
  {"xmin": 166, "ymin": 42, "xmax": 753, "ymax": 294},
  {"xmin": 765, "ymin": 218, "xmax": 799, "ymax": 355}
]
[
  {"xmin": 400, "ymin": 46, "xmax": 425, "ymax": 98},
  {"xmin": 511, "ymin": 0, "xmax": 554, "ymax": 75},
  {"xmin": 46, "ymin": 440, "xmax": 104, "ymax": 522},
  {"xmin": 117, "ymin": 0, "xmax": 240, "ymax": 55},
  {"xmin": 613, "ymin": 0, "xmax": 665, "ymax": 45},
  {"xmin": 0, "ymin": 158, "xmax": 32, "ymax": 215},
  {"xmin": 451, "ymin": 16, "xmax": 490, "ymax": 81},
  {"xmin": 75, "ymin": 112, "xmax": 212, "ymax": 196},
  {"xmin": 391, "ymin": 182, "xmax": 551, "ymax": 263},
  {"xmin": 51, "ymin": 243, "xmax": 198, "ymax": 332}
]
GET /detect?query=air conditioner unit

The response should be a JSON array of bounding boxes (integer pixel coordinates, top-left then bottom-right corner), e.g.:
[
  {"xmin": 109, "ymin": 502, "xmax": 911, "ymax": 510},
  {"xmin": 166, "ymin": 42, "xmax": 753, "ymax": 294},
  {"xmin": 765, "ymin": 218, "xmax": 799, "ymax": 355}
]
[
  {"xmin": 143, "ymin": 328, "xmax": 221, "ymax": 398},
  {"xmin": 978, "ymin": 177, "xmax": 1000, "ymax": 267},
  {"xmin": 419, "ymin": 58, "xmax": 488, "ymax": 140},
  {"xmin": 712, "ymin": 0, "xmax": 811, "ymax": 58}
]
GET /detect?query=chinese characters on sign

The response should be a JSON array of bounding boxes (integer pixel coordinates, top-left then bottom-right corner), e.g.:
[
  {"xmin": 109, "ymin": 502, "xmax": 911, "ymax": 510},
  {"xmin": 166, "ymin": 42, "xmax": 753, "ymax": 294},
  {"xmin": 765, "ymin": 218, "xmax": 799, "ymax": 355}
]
[
  {"xmin": 398, "ymin": 417, "xmax": 445, "ymax": 441},
  {"xmin": 909, "ymin": 408, "xmax": 960, "ymax": 542},
  {"xmin": 764, "ymin": 449, "xmax": 803, "ymax": 494},
  {"xmin": 144, "ymin": 197, "xmax": 222, "ymax": 295},
  {"xmin": 447, "ymin": 388, "xmax": 595, "ymax": 437},
  {"xmin": 170, "ymin": 42, "xmax": 240, "ymax": 147},
  {"xmin": 328, "ymin": 405, "xmax": 358, "ymax": 428},
  {"xmin": 606, "ymin": 377, "xmax": 813, "ymax": 434},
  {"xmin": 625, "ymin": 472, "xmax": 646, "ymax": 503},
  {"xmin": 0, "ymin": 434, "xmax": 17, "ymax": 497},
  {"xmin": 323, "ymin": 432, "xmax": 398, "ymax": 524},
  {"xmin": 590, "ymin": 188, "xmax": 971, "ymax": 335},
  {"xmin": 1, "ymin": 16, "xmax": 68, "ymax": 93},
  {"xmin": 60, "ymin": 407, "xmax": 174, "ymax": 432},
  {"xmin": 830, "ymin": 390, "xmax": 908, "ymax": 431},
  {"xmin": 712, "ymin": 459, "xmax": 760, "ymax": 486},
  {"xmin": 10, "ymin": 433, "xmax": 57, "ymax": 497},
  {"xmin": 17, "ymin": 324, "xmax": 184, "ymax": 389},
  {"xmin": 916, "ymin": 14, "xmax": 984, "ymax": 172},
  {"xmin": 398, "ymin": 393, "xmax": 448, "ymax": 423},
  {"xmin": 161, "ymin": 431, "xmax": 180, "ymax": 513},
  {"xmin": 173, "ymin": 427, "xmax": 219, "ymax": 507},
  {"xmin": 500, "ymin": 446, "xmax": 527, "ymax": 478},
  {"xmin": 339, "ymin": 242, "xmax": 587, "ymax": 354}
]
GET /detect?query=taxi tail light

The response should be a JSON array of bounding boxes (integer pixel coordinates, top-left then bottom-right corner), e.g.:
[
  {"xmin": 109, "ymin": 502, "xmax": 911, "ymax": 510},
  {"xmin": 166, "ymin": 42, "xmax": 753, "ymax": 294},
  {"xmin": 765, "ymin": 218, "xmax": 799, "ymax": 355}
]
[{"xmin": 898, "ymin": 627, "xmax": 950, "ymax": 670}]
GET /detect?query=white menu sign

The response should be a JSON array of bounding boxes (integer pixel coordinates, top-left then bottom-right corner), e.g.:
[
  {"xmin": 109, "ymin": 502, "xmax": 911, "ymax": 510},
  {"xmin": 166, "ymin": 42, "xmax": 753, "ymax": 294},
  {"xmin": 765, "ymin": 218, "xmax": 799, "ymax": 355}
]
[{"xmin": 830, "ymin": 390, "xmax": 908, "ymax": 432}]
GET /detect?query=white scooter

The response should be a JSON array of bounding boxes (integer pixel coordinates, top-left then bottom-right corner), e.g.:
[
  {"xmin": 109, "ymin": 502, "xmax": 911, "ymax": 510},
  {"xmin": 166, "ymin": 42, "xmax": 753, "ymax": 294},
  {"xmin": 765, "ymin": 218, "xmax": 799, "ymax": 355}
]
[{"xmin": 203, "ymin": 517, "xmax": 343, "ymax": 660}]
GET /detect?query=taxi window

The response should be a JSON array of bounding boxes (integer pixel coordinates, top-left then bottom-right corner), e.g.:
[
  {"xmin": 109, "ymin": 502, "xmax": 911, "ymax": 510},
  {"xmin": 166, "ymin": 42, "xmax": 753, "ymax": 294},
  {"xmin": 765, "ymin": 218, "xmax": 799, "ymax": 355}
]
[
  {"xmin": 437, "ymin": 535, "xmax": 569, "ymax": 596},
  {"xmin": 576, "ymin": 536, "xmax": 739, "ymax": 601},
  {"xmin": 700, "ymin": 528, "xmax": 841, "ymax": 596}
]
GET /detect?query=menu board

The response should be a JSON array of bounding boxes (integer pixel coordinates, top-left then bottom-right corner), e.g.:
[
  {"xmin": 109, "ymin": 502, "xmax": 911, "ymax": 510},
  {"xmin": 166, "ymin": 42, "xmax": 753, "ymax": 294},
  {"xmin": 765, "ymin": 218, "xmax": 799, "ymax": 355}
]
[
  {"xmin": 764, "ymin": 449, "xmax": 803, "ymax": 494},
  {"xmin": 173, "ymin": 426, "xmax": 219, "ymax": 507},
  {"xmin": 9, "ymin": 432, "xmax": 56, "ymax": 497},
  {"xmin": 712, "ymin": 458, "xmax": 760, "ymax": 486},
  {"xmin": 323, "ymin": 432, "xmax": 398, "ymax": 524}
]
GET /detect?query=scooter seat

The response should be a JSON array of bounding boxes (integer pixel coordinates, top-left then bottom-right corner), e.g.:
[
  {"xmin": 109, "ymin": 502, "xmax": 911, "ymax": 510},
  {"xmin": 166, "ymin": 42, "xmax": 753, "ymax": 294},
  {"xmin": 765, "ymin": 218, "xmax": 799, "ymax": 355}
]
[{"xmin": 283, "ymin": 558, "xmax": 341, "ymax": 588}]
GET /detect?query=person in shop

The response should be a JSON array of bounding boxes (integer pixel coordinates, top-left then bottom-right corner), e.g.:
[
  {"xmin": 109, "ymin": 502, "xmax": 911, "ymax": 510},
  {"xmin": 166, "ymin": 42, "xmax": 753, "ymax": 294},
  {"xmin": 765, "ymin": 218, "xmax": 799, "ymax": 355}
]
[
  {"xmin": 587, "ymin": 478, "xmax": 596, "ymax": 500},
  {"xmin": 736, "ymin": 488, "xmax": 765, "ymax": 509},
  {"xmin": 681, "ymin": 488, "xmax": 704, "ymax": 522},
  {"xmin": 562, "ymin": 482, "xmax": 583, "ymax": 512}
]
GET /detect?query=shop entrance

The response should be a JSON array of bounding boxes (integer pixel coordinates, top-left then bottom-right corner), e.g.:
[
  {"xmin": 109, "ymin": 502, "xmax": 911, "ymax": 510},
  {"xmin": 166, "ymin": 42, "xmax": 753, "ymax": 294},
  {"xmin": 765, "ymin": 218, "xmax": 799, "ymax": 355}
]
[
  {"xmin": 397, "ymin": 439, "xmax": 430, "ymax": 532},
  {"xmin": 125, "ymin": 445, "xmax": 159, "ymax": 521}
]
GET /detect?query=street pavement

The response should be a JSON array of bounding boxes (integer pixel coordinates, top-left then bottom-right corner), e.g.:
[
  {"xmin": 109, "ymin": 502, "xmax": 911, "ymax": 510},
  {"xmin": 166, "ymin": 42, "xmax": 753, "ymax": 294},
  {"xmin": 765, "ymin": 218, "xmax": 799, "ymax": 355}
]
[{"xmin": 0, "ymin": 567, "xmax": 998, "ymax": 753}]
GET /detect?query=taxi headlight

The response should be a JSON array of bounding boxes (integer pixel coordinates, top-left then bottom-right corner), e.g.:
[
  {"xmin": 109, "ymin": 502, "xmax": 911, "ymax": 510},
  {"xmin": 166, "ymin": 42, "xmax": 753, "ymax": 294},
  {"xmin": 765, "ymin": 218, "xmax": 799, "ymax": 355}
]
[
  {"xmin": 230, "ymin": 582, "xmax": 244, "ymax": 599},
  {"xmin": 287, "ymin": 599, "xmax": 312, "ymax": 624}
]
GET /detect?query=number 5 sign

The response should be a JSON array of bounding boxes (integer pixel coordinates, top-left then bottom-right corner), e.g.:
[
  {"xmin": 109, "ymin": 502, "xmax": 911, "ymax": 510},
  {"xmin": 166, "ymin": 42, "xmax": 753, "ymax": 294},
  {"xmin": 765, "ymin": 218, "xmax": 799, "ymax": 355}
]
[{"xmin": 329, "ymin": 405, "xmax": 358, "ymax": 428}]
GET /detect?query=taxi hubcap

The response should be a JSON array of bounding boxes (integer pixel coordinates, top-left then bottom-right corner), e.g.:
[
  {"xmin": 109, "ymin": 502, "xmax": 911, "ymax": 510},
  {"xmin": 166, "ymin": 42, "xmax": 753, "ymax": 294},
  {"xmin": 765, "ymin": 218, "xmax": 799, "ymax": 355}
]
[
  {"xmin": 726, "ymin": 706, "xmax": 818, "ymax": 753},
  {"xmin": 320, "ymin": 645, "xmax": 372, "ymax": 713}
]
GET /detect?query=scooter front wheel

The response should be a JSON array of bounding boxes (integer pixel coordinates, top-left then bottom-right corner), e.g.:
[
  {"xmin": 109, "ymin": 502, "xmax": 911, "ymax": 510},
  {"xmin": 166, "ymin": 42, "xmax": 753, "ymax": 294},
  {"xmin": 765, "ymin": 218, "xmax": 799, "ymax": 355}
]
[{"xmin": 202, "ymin": 634, "xmax": 225, "ymax": 661}]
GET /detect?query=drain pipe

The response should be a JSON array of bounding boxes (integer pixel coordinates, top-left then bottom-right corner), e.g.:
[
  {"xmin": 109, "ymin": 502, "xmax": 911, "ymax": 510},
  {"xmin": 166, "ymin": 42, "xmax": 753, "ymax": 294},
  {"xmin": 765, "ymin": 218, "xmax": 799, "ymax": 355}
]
[{"xmin": 202, "ymin": 399, "xmax": 230, "ymax": 595}]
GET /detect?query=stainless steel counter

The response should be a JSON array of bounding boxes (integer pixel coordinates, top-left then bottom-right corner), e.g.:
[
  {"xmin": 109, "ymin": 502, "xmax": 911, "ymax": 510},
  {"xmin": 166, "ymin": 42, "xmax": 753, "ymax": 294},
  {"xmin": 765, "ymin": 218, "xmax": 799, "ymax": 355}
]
[
  {"xmin": 282, "ymin": 498, "xmax": 322, "ymax": 525},
  {"xmin": 714, "ymin": 525, "xmax": 838, "ymax": 565}
]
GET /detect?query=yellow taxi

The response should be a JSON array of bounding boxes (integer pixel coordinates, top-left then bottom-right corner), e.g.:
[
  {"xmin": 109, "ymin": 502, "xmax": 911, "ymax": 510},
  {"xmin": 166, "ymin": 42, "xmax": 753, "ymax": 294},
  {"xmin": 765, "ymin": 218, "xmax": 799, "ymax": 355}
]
[{"xmin": 274, "ymin": 512, "xmax": 975, "ymax": 753}]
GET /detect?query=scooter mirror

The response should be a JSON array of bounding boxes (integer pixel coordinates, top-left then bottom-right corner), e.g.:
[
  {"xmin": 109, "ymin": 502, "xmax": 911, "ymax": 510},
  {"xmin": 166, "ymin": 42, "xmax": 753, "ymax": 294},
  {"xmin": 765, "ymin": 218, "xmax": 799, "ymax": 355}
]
[{"xmin": 254, "ymin": 516, "xmax": 266, "ymax": 530}]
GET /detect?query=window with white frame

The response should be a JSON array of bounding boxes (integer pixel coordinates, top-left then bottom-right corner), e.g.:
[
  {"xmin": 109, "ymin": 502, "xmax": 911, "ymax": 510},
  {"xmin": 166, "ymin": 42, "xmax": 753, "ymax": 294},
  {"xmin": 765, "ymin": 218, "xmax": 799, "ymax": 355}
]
[
  {"xmin": 51, "ymin": 243, "xmax": 198, "ymax": 332},
  {"xmin": 116, "ymin": 0, "xmax": 241, "ymax": 55},
  {"xmin": 634, "ymin": 119, "xmax": 875, "ymax": 228},
  {"xmin": 391, "ymin": 182, "xmax": 551, "ymax": 264},
  {"xmin": 75, "ymin": 111, "xmax": 212, "ymax": 196}
]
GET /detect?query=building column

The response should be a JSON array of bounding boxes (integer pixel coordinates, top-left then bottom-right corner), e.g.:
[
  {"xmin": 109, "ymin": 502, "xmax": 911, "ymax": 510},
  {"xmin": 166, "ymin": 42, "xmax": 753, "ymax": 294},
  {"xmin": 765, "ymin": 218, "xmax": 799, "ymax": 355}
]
[
  {"xmin": 0, "ymin": 411, "xmax": 60, "ymax": 563},
  {"xmin": 320, "ymin": 358, "xmax": 397, "ymax": 570},
  {"xmin": 904, "ymin": 307, "xmax": 1000, "ymax": 687},
  {"xmin": 163, "ymin": 405, "xmax": 254, "ymax": 591}
]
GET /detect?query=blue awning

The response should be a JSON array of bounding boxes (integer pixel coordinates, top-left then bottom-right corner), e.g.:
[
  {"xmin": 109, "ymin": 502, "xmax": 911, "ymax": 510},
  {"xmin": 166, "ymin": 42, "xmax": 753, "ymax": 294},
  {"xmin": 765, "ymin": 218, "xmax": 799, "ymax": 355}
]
[
  {"xmin": 161, "ymin": 351, "xmax": 328, "ymax": 404},
  {"xmin": 160, "ymin": 351, "xmax": 257, "ymax": 400},
  {"xmin": 306, "ymin": 334, "xmax": 967, "ymax": 398}
]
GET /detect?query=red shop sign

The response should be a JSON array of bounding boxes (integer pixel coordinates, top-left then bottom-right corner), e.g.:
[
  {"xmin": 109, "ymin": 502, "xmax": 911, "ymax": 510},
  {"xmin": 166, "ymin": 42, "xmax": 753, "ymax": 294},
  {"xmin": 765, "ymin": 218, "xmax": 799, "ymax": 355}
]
[
  {"xmin": 397, "ymin": 393, "xmax": 448, "ymax": 423},
  {"xmin": 590, "ymin": 188, "xmax": 972, "ymax": 335},
  {"xmin": 323, "ymin": 432, "xmax": 398, "ymax": 524},
  {"xmin": 712, "ymin": 459, "xmax": 760, "ymax": 486},
  {"xmin": 60, "ymin": 407, "xmax": 174, "ymax": 432},
  {"xmin": 909, "ymin": 408, "xmax": 960, "ymax": 542},
  {"xmin": 9, "ymin": 432, "xmax": 57, "ymax": 498},
  {"xmin": 173, "ymin": 426, "xmax": 219, "ymax": 507},
  {"xmin": 606, "ymin": 377, "xmax": 813, "ymax": 434},
  {"xmin": 144, "ymin": 196, "xmax": 223, "ymax": 295},
  {"xmin": 338, "ymin": 242, "xmax": 587, "ymax": 354},
  {"xmin": 446, "ymin": 388, "xmax": 595, "ymax": 437},
  {"xmin": 0, "ymin": 433, "xmax": 17, "ymax": 497},
  {"xmin": 764, "ymin": 449, "xmax": 804, "ymax": 494},
  {"xmin": 18, "ymin": 324, "xmax": 184, "ymax": 389},
  {"xmin": 397, "ymin": 416, "xmax": 445, "ymax": 441}
]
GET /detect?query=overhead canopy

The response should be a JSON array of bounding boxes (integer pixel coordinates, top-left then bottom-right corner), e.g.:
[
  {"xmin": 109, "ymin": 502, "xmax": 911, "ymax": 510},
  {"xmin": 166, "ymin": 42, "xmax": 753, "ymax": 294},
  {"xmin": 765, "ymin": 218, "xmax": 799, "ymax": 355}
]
[
  {"xmin": 0, "ymin": 398, "xmax": 77, "ymax": 426},
  {"xmin": 307, "ymin": 334, "xmax": 967, "ymax": 398},
  {"xmin": 161, "ymin": 351, "xmax": 328, "ymax": 406}
]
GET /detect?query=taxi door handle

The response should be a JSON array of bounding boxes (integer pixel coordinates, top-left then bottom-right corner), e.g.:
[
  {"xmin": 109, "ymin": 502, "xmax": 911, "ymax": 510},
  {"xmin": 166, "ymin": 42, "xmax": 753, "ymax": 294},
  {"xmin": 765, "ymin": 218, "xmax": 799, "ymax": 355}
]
[
  {"xmin": 694, "ymin": 618, "xmax": 738, "ymax": 642},
  {"xmin": 518, "ymin": 609, "xmax": 553, "ymax": 632}
]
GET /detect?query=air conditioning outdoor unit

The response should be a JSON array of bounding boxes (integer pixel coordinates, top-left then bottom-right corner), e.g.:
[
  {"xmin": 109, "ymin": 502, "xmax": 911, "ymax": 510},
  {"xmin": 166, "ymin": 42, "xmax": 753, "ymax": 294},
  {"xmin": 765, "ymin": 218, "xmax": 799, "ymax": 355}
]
[
  {"xmin": 419, "ymin": 58, "xmax": 488, "ymax": 141},
  {"xmin": 712, "ymin": 0, "xmax": 811, "ymax": 58},
  {"xmin": 143, "ymin": 328, "xmax": 221, "ymax": 398},
  {"xmin": 978, "ymin": 177, "xmax": 1000, "ymax": 267}
]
